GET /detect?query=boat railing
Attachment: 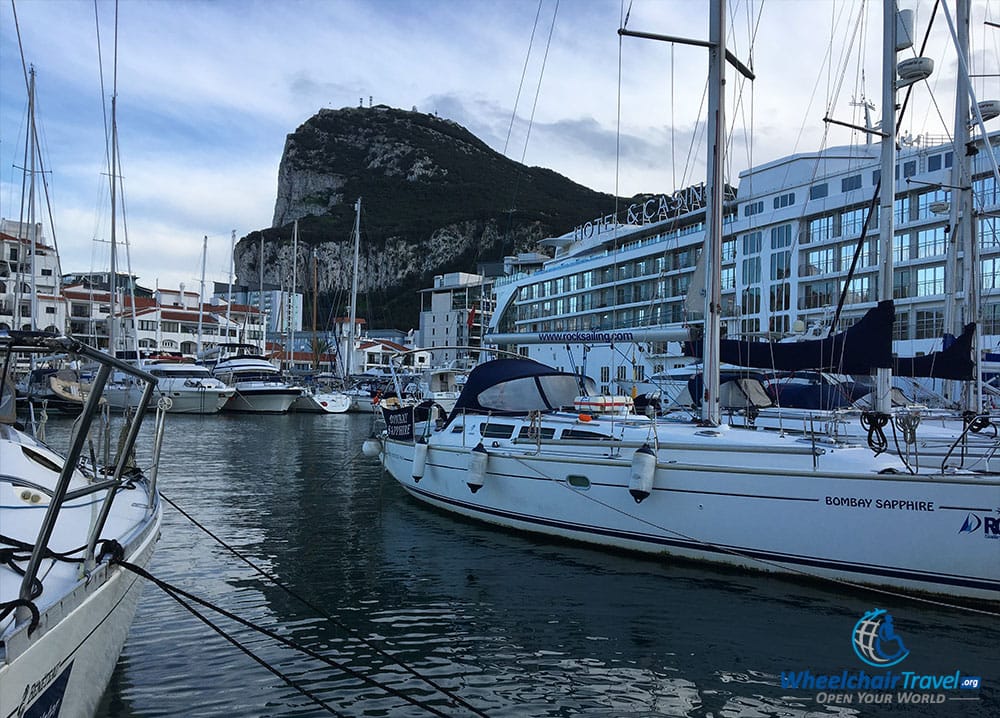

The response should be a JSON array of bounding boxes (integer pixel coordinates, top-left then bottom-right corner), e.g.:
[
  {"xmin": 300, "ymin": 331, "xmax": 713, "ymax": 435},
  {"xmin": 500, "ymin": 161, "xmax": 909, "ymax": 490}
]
[{"xmin": 0, "ymin": 332, "xmax": 166, "ymax": 615}]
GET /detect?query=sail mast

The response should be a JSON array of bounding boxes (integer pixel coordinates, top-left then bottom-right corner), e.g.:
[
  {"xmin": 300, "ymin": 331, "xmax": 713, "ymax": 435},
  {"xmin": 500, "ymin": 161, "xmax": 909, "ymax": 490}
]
[
  {"xmin": 700, "ymin": 0, "xmax": 726, "ymax": 426},
  {"xmin": 197, "ymin": 235, "xmax": 207, "ymax": 355},
  {"xmin": 108, "ymin": 94, "xmax": 118, "ymax": 356},
  {"xmin": 346, "ymin": 198, "xmax": 361, "ymax": 379},
  {"xmin": 875, "ymin": 1, "xmax": 899, "ymax": 416},
  {"xmin": 290, "ymin": 219, "xmax": 298, "ymax": 372}
]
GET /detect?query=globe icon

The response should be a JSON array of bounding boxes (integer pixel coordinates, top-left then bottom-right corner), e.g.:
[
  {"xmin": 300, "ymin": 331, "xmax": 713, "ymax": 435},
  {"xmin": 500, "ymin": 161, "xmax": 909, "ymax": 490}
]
[{"xmin": 852, "ymin": 609, "xmax": 910, "ymax": 667}]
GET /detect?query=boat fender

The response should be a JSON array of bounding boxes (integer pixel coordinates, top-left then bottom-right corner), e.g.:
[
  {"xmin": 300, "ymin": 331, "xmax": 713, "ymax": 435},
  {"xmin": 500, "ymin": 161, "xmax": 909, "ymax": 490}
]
[
  {"xmin": 468, "ymin": 442, "xmax": 488, "ymax": 493},
  {"xmin": 362, "ymin": 437, "xmax": 382, "ymax": 458},
  {"xmin": 412, "ymin": 438, "xmax": 429, "ymax": 481},
  {"xmin": 628, "ymin": 443, "xmax": 657, "ymax": 504}
]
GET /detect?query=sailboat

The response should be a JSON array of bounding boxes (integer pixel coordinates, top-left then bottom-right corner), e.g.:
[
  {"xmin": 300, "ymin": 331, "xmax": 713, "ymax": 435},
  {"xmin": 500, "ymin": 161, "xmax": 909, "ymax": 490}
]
[
  {"xmin": 363, "ymin": 0, "xmax": 1000, "ymax": 604},
  {"xmin": 288, "ymin": 223, "xmax": 351, "ymax": 414},
  {"xmin": 0, "ymin": 334, "xmax": 165, "ymax": 718}
]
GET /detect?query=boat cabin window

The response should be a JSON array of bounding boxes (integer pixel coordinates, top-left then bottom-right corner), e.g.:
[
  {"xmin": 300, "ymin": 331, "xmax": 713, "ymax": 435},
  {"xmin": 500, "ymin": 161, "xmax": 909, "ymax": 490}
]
[
  {"xmin": 517, "ymin": 426, "xmax": 556, "ymax": 441},
  {"xmin": 480, "ymin": 422, "xmax": 516, "ymax": 439},
  {"xmin": 567, "ymin": 475, "xmax": 591, "ymax": 490},
  {"xmin": 560, "ymin": 429, "xmax": 615, "ymax": 441}
]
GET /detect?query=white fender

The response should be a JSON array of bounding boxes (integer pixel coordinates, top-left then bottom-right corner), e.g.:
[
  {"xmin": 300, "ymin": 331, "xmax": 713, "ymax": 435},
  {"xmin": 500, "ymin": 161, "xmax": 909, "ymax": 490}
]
[
  {"xmin": 628, "ymin": 443, "xmax": 657, "ymax": 504},
  {"xmin": 412, "ymin": 439, "xmax": 429, "ymax": 481},
  {"xmin": 362, "ymin": 438, "xmax": 382, "ymax": 458},
  {"xmin": 467, "ymin": 442, "xmax": 488, "ymax": 493}
]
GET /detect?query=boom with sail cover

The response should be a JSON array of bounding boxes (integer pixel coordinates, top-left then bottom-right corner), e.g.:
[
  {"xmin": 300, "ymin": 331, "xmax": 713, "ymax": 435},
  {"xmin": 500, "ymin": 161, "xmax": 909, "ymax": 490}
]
[{"xmin": 683, "ymin": 300, "xmax": 894, "ymax": 374}]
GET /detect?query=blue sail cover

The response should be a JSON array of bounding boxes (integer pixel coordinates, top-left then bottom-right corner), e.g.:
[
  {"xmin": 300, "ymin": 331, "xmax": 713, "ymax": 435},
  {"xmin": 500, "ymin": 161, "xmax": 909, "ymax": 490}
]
[
  {"xmin": 683, "ymin": 300, "xmax": 895, "ymax": 373},
  {"xmin": 893, "ymin": 322, "xmax": 976, "ymax": 380},
  {"xmin": 450, "ymin": 358, "xmax": 586, "ymax": 418}
]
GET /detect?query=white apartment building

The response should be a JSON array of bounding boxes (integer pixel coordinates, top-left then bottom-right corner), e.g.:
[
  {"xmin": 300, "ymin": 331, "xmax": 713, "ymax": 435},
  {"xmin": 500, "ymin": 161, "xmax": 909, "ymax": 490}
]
[{"xmin": 0, "ymin": 220, "xmax": 66, "ymax": 333}]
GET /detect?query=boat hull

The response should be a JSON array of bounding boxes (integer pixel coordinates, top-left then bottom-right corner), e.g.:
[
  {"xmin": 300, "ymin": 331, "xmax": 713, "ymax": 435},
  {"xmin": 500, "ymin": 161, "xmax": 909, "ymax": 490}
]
[
  {"xmin": 291, "ymin": 391, "xmax": 351, "ymax": 414},
  {"xmin": 223, "ymin": 386, "xmax": 300, "ymax": 413},
  {"xmin": 0, "ymin": 505, "xmax": 161, "ymax": 718},
  {"xmin": 380, "ymin": 429, "xmax": 1000, "ymax": 603}
]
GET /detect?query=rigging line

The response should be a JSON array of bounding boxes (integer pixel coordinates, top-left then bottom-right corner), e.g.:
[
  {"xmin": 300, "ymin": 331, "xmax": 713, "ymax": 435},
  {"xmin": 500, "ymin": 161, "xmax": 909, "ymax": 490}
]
[
  {"xmin": 159, "ymin": 493, "xmax": 490, "ymax": 718},
  {"xmin": 503, "ymin": 0, "xmax": 542, "ymax": 157},
  {"xmin": 508, "ymin": 453, "xmax": 999, "ymax": 617},
  {"xmin": 518, "ymin": 0, "xmax": 559, "ymax": 167},
  {"xmin": 115, "ymin": 558, "xmax": 459, "ymax": 718},
  {"xmin": 130, "ymin": 569, "xmax": 345, "ymax": 716},
  {"xmin": 502, "ymin": 0, "xmax": 560, "ymax": 243},
  {"xmin": 830, "ymin": 0, "xmax": 943, "ymax": 338}
]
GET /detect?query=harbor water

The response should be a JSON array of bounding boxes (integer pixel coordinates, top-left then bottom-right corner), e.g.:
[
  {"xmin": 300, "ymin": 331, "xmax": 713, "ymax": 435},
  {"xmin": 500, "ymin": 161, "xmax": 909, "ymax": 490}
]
[{"xmin": 33, "ymin": 411, "xmax": 995, "ymax": 717}]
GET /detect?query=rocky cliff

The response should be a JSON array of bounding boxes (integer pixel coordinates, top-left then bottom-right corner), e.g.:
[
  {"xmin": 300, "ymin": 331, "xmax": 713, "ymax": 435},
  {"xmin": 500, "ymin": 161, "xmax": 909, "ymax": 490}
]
[{"xmin": 235, "ymin": 105, "xmax": 620, "ymax": 330}]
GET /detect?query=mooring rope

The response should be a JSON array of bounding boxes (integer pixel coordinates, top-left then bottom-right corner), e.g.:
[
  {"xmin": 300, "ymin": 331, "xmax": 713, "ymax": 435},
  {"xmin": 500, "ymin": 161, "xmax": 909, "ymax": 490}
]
[{"xmin": 161, "ymin": 493, "xmax": 489, "ymax": 717}]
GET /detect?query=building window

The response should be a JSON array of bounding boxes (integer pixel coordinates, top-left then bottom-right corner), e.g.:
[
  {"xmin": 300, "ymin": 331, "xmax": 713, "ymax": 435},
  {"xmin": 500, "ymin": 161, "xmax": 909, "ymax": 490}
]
[
  {"xmin": 805, "ymin": 247, "xmax": 835, "ymax": 275},
  {"xmin": 742, "ymin": 232, "xmax": 762, "ymax": 255},
  {"xmin": 915, "ymin": 310, "xmax": 943, "ymax": 339},
  {"xmin": 841, "ymin": 175, "xmax": 862, "ymax": 192},
  {"xmin": 770, "ymin": 224, "xmax": 792, "ymax": 249},
  {"xmin": 808, "ymin": 216, "xmax": 835, "ymax": 242},
  {"xmin": 915, "ymin": 227, "xmax": 947, "ymax": 257},
  {"xmin": 743, "ymin": 200, "xmax": 764, "ymax": 217},
  {"xmin": 810, "ymin": 183, "xmax": 829, "ymax": 200},
  {"xmin": 41, "ymin": 268, "xmax": 53, "ymax": 276},
  {"xmin": 893, "ymin": 311, "xmax": 910, "ymax": 340},
  {"xmin": 772, "ymin": 192, "xmax": 795, "ymax": 209},
  {"xmin": 927, "ymin": 154, "xmax": 942, "ymax": 172},
  {"xmin": 916, "ymin": 265, "xmax": 944, "ymax": 296},
  {"xmin": 903, "ymin": 161, "xmax": 917, "ymax": 178},
  {"xmin": 721, "ymin": 266, "xmax": 735, "ymax": 290}
]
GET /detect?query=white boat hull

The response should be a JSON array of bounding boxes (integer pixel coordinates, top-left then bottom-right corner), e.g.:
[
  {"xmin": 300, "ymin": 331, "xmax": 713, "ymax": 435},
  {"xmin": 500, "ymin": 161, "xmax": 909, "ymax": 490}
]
[
  {"xmin": 223, "ymin": 386, "xmax": 300, "ymax": 413},
  {"xmin": 291, "ymin": 391, "xmax": 351, "ymax": 414},
  {"xmin": 380, "ymin": 421, "xmax": 1000, "ymax": 603},
  {"xmin": 0, "ymin": 506, "xmax": 161, "ymax": 718}
]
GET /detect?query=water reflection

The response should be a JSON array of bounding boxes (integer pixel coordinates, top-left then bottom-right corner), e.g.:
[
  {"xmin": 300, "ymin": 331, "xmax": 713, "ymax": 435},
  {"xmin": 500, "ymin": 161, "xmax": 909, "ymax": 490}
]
[{"xmin": 68, "ymin": 413, "xmax": 998, "ymax": 717}]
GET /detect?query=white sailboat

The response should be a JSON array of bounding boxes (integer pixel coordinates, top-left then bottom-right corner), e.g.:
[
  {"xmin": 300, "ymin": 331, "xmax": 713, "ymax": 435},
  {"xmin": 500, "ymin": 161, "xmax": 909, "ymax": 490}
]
[
  {"xmin": 287, "ymin": 222, "xmax": 351, "ymax": 414},
  {"xmin": 364, "ymin": 1, "xmax": 1000, "ymax": 604},
  {"xmin": 0, "ymin": 333, "xmax": 165, "ymax": 718}
]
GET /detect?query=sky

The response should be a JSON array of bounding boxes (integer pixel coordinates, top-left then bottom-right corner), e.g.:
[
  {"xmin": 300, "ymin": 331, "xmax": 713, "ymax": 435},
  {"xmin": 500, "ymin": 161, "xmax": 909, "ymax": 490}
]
[{"xmin": 2, "ymin": 0, "xmax": 999, "ymax": 296}]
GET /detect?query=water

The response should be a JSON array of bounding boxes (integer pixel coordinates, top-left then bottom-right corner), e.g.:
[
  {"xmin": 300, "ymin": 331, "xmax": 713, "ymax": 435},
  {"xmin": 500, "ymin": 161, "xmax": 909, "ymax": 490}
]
[{"xmin": 35, "ymin": 412, "xmax": 995, "ymax": 717}]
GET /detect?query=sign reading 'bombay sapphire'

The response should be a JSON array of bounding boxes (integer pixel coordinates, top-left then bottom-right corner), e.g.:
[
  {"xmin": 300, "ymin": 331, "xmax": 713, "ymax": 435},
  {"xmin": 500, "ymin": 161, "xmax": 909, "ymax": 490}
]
[{"xmin": 383, "ymin": 405, "xmax": 414, "ymax": 441}]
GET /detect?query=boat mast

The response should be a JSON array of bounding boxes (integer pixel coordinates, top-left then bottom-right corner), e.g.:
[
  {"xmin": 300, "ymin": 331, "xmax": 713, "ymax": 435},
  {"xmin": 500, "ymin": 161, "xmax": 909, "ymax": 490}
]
[
  {"xmin": 346, "ymin": 198, "xmax": 361, "ymax": 380},
  {"xmin": 197, "ymin": 235, "xmax": 207, "ymax": 355},
  {"xmin": 258, "ymin": 235, "xmax": 265, "ymax": 353},
  {"xmin": 27, "ymin": 68, "xmax": 38, "ymax": 332},
  {"xmin": 226, "ymin": 229, "xmax": 235, "ymax": 342},
  {"xmin": 875, "ymin": 2, "xmax": 900, "ymax": 416},
  {"xmin": 108, "ymin": 94, "xmax": 119, "ymax": 357},
  {"xmin": 289, "ymin": 219, "xmax": 298, "ymax": 373},
  {"xmin": 700, "ymin": 0, "xmax": 726, "ymax": 426}
]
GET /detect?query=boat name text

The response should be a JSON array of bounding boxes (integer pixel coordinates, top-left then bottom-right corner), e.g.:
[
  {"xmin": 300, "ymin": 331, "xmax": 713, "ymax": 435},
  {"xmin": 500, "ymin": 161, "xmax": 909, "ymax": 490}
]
[{"xmin": 825, "ymin": 496, "xmax": 934, "ymax": 511}]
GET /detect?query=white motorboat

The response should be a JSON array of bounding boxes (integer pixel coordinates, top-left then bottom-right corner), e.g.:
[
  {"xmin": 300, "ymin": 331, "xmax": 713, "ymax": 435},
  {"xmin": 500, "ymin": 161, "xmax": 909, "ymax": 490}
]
[
  {"xmin": 142, "ymin": 359, "xmax": 235, "ymax": 414},
  {"xmin": 0, "ymin": 333, "xmax": 165, "ymax": 718},
  {"xmin": 211, "ymin": 348, "xmax": 301, "ymax": 414}
]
